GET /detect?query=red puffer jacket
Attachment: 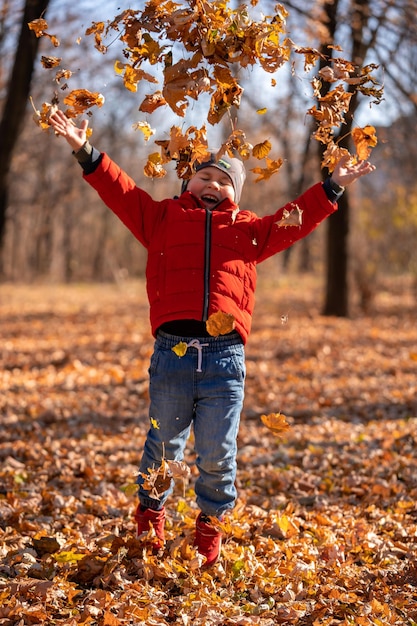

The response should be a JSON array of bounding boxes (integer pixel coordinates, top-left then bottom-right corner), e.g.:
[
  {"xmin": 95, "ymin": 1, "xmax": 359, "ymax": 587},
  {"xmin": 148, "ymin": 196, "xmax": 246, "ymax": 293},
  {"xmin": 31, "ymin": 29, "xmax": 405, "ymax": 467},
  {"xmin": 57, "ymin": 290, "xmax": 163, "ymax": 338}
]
[{"xmin": 84, "ymin": 153, "xmax": 338, "ymax": 343}]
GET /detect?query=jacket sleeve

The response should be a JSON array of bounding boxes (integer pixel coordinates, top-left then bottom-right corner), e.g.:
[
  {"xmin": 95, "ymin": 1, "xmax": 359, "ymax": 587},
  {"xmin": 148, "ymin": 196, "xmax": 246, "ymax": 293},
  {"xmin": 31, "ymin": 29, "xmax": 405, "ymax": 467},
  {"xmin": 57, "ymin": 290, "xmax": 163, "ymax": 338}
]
[
  {"xmin": 252, "ymin": 182, "xmax": 338, "ymax": 263},
  {"xmin": 82, "ymin": 152, "xmax": 163, "ymax": 249}
]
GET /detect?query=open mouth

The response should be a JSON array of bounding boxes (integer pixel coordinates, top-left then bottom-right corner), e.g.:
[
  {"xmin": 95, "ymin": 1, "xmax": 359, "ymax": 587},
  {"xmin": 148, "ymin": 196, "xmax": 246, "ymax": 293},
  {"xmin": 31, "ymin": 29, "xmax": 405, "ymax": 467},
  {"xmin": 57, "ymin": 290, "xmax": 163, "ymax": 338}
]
[{"xmin": 201, "ymin": 194, "xmax": 219, "ymax": 206}]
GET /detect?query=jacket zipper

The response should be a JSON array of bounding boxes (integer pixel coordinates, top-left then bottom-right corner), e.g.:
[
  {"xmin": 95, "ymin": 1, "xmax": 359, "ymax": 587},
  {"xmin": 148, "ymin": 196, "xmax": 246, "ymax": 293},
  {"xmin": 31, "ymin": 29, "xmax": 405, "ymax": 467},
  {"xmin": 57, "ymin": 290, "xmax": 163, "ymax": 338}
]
[{"xmin": 202, "ymin": 208, "xmax": 212, "ymax": 321}]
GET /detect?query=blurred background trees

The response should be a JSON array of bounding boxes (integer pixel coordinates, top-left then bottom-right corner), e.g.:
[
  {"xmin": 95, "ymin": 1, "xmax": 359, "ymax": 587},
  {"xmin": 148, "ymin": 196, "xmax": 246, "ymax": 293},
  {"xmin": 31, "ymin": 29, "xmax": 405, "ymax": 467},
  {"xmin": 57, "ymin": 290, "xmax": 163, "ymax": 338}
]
[{"xmin": 1, "ymin": 0, "xmax": 416, "ymax": 315}]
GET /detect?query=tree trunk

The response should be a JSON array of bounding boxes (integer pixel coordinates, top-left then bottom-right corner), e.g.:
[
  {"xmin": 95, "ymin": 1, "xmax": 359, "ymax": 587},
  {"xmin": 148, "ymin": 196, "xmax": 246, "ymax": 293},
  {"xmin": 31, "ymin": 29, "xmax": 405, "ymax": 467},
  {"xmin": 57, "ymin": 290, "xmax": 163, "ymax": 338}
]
[
  {"xmin": 322, "ymin": 191, "xmax": 349, "ymax": 315},
  {"xmin": 319, "ymin": 0, "xmax": 370, "ymax": 316},
  {"xmin": 0, "ymin": 0, "xmax": 50, "ymax": 273}
]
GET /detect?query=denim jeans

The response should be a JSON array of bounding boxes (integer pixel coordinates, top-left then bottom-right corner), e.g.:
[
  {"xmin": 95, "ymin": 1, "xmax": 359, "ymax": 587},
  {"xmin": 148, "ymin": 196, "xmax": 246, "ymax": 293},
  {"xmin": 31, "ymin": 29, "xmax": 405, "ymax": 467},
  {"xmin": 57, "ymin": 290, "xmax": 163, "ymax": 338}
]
[{"xmin": 137, "ymin": 330, "xmax": 246, "ymax": 517}]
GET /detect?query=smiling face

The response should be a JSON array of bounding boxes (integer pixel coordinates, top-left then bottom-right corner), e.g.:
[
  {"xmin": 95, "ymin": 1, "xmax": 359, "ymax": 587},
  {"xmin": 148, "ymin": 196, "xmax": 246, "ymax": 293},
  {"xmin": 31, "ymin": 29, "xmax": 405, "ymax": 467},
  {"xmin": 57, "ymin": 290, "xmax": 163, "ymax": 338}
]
[{"xmin": 186, "ymin": 166, "xmax": 235, "ymax": 208}]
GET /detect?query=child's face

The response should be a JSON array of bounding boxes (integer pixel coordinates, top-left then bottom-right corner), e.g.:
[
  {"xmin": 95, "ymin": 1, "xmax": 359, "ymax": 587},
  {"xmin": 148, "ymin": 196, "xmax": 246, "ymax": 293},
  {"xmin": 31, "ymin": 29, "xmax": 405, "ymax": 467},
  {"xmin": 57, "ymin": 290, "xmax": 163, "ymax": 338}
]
[{"xmin": 186, "ymin": 166, "xmax": 235, "ymax": 208}]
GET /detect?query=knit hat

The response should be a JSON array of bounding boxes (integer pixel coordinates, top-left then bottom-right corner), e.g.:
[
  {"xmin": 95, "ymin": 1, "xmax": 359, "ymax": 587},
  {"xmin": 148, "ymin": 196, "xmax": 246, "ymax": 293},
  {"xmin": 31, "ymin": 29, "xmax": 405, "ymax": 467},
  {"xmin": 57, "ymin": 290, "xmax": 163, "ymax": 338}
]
[{"xmin": 182, "ymin": 153, "xmax": 246, "ymax": 204}]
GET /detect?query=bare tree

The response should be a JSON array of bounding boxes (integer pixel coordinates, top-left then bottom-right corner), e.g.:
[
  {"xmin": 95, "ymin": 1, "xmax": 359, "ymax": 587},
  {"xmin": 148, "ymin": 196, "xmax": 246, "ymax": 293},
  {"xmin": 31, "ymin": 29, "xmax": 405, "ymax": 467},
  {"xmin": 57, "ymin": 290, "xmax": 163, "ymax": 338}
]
[{"xmin": 0, "ymin": 0, "xmax": 50, "ymax": 274}]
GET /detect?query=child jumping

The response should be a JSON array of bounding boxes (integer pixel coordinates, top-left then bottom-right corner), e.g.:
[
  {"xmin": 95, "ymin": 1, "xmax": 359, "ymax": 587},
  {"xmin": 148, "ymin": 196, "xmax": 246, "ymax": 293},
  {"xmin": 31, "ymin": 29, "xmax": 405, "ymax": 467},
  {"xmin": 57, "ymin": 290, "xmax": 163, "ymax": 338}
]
[{"xmin": 49, "ymin": 109, "xmax": 375, "ymax": 567}]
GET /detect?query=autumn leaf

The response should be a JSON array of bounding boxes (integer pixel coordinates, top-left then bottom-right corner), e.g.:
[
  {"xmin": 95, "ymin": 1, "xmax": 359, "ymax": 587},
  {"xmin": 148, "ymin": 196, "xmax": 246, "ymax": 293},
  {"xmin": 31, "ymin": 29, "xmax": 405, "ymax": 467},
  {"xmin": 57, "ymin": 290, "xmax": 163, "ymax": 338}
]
[
  {"xmin": 167, "ymin": 460, "xmax": 191, "ymax": 481},
  {"xmin": 34, "ymin": 2, "xmax": 382, "ymax": 185},
  {"xmin": 140, "ymin": 459, "xmax": 172, "ymax": 498},
  {"xmin": 351, "ymin": 125, "xmax": 378, "ymax": 160},
  {"xmin": 114, "ymin": 61, "xmax": 158, "ymax": 93},
  {"xmin": 85, "ymin": 21, "xmax": 106, "ymax": 53},
  {"xmin": 253, "ymin": 140, "xmax": 272, "ymax": 159},
  {"xmin": 320, "ymin": 141, "xmax": 350, "ymax": 172},
  {"xmin": 32, "ymin": 535, "xmax": 61, "ymax": 555},
  {"xmin": 276, "ymin": 204, "xmax": 303, "ymax": 228},
  {"xmin": 53, "ymin": 550, "xmax": 86, "ymax": 563},
  {"xmin": 132, "ymin": 121, "xmax": 155, "ymax": 142},
  {"xmin": 40, "ymin": 55, "xmax": 61, "ymax": 69},
  {"xmin": 1, "ymin": 281, "xmax": 416, "ymax": 622},
  {"xmin": 172, "ymin": 341, "xmax": 188, "ymax": 358},
  {"xmin": 308, "ymin": 84, "xmax": 353, "ymax": 127},
  {"xmin": 28, "ymin": 18, "xmax": 59, "ymax": 46},
  {"xmin": 143, "ymin": 152, "xmax": 166, "ymax": 178},
  {"xmin": 63, "ymin": 89, "xmax": 104, "ymax": 116},
  {"xmin": 206, "ymin": 310, "xmax": 235, "ymax": 337},
  {"xmin": 260, "ymin": 412, "xmax": 291, "ymax": 435},
  {"xmin": 139, "ymin": 91, "xmax": 167, "ymax": 113},
  {"xmin": 251, "ymin": 157, "xmax": 284, "ymax": 182}
]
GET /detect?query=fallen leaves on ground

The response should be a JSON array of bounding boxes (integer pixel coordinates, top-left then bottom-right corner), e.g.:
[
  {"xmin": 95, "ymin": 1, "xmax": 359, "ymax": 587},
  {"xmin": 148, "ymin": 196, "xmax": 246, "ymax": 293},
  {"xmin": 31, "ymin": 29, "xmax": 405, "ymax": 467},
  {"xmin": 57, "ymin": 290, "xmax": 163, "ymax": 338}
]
[{"xmin": 1, "ymin": 276, "xmax": 417, "ymax": 625}]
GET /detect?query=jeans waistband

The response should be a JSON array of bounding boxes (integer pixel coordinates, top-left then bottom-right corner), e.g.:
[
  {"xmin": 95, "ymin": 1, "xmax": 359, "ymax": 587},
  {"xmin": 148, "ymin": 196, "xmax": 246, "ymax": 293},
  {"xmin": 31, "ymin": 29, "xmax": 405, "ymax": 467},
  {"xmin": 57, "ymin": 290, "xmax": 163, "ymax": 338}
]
[{"xmin": 156, "ymin": 329, "xmax": 243, "ymax": 352}]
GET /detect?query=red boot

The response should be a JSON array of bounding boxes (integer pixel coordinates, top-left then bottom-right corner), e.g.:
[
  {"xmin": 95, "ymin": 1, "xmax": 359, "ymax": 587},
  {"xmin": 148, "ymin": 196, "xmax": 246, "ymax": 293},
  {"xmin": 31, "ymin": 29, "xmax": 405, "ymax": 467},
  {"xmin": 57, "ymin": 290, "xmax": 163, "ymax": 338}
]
[
  {"xmin": 195, "ymin": 513, "xmax": 222, "ymax": 567},
  {"xmin": 135, "ymin": 505, "xmax": 165, "ymax": 550}
]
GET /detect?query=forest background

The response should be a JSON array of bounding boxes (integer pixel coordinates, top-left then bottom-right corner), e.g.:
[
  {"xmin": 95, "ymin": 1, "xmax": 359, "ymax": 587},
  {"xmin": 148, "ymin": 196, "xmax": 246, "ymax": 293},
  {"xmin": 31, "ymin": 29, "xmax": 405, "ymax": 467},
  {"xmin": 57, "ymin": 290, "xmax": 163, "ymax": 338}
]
[{"xmin": 1, "ymin": 1, "xmax": 417, "ymax": 625}]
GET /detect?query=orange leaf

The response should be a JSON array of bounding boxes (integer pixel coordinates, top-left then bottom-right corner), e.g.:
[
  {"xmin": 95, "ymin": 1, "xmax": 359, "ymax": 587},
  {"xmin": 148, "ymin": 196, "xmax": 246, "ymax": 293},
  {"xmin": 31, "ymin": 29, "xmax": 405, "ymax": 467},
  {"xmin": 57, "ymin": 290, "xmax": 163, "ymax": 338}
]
[
  {"xmin": 253, "ymin": 140, "xmax": 272, "ymax": 159},
  {"xmin": 260, "ymin": 412, "xmax": 290, "ymax": 435},
  {"xmin": 351, "ymin": 125, "xmax": 378, "ymax": 160},
  {"xmin": 63, "ymin": 89, "xmax": 104, "ymax": 116},
  {"xmin": 251, "ymin": 157, "xmax": 283, "ymax": 182},
  {"xmin": 206, "ymin": 311, "xmax": 235, "ymax": 337}
]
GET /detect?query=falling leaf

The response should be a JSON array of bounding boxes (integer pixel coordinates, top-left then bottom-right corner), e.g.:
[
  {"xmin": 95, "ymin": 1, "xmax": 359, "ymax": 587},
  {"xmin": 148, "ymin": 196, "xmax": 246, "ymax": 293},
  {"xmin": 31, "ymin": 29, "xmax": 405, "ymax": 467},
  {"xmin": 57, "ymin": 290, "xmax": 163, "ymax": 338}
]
[
  {"xmin": 167, "ymin": 460, "xmax": 191, "ymax": 480},
  {"xmin": 150, "ymin": 417, "xmax": 160, "ymax": 429},
  {"xmin": 253, "ymin": 140, "xmax": 272, "ymax": 159},
  {"xmin": 139, "ymin": 91, "xmax": 167, "ymax": 113},
  {"xmin": 260, "ymin": 412, "xmax": 291, "ymax": 435},
  {"xmin": 28, "ymin": 18, "xmax": 59, "ymax": 46},
  {"xmin": 40, "ymin": 55, "xmax": 61, "ymax": 69},
  {"xmin": 140, "ymin": 459, "xmax": 172, "ymax": 498},
  {"xmin": 63, "ymin": 89, "xmax": 104, "ymax": 116},
  {"xmin": 132, "ymin": 121, "xmax": 155, "ymax": 142},
  {"xmin": 206, "ymin": 311, "xmax": 235, "ymax": 336},
  {"xmin": 320, "ymin": 141, "xmax": 350, "ymax": 173},
  {"xmin": 251, "ymin": 157, "xmax": 283, "ymax": 182},
  {"xmin": 143, "ymin": 152, "xmax": 166, "ymax": 178},
  {"xmin": 351, "ymin": 125, "xmax": 378, "ymax": 160}
]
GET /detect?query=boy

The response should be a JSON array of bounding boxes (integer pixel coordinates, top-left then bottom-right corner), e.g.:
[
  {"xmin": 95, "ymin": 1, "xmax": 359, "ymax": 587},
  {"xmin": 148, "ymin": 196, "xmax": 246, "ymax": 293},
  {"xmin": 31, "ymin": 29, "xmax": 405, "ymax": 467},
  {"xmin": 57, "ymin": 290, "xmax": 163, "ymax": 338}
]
[{"xmin": 49, "ymin": 109, "xmax": 375, "ymax": 566}]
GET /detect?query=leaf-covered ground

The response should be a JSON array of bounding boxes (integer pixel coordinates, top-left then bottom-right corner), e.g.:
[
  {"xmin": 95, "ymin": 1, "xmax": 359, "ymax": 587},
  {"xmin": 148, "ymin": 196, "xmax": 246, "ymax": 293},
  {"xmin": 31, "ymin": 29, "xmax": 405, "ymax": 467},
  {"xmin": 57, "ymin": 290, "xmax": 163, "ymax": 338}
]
[{"xmin": 1, "ymin": 275, "xmax": 417, "ymax": 625}]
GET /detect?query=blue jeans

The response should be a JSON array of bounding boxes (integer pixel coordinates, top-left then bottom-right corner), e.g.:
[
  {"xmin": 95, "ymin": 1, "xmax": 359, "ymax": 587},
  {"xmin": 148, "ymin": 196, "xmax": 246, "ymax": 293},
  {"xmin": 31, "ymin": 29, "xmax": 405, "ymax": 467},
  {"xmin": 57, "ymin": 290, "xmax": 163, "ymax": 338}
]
[{"xmin": 138, "ymin": 330, "xmax": 246, "ymax": 517}]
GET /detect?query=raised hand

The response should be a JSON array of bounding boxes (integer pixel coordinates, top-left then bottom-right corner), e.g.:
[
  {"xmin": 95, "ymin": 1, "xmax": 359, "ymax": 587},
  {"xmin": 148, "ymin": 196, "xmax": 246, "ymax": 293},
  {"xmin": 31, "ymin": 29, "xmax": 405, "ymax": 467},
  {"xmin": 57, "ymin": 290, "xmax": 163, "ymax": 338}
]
[
  {"xmin": 49, "ymin": 110, "xmax": 89, "ymax": 152},
  {"xmin": 331, "ymin": 154, "xmax": 376, "ymax": 188}
]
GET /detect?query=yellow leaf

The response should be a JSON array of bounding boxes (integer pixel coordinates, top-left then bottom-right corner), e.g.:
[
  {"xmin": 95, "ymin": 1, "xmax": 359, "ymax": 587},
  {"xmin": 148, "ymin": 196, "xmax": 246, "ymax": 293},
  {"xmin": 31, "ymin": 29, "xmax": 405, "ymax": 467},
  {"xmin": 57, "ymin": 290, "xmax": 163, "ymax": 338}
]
[
  {"xmin": 172, "ymin": 341, "xmax": 188, "ymax": 357},
  {"xmin": 132, "ymin": 121, "xmax": 155, "ymax": 141},
  {"xmin": 206, "ymin": 311, "xmax": 235, "ymax": 337},
  {"xmin": 253, "ymin": 140, "xmax": 272, "ymax": 159},
  {"xmin": 150, "ymin": 417, "xmax": 160, "ymax": 429},
  {"xmin": 256, "ymin": 108, "xmax": 267, "ymax": 115},
  {"xmin": 53, "ymin": 550, "xmax": 86, "ymax": 563},
  {"xmin": 114, "ymin": 60, "xmax": 124, "ymax": 75},
  {"xmin": 277, "ymin": 514, "xmax": 289, "ymax": 533},
  {"xmin": 260, "ymin": 412, "xmax": 290, "ymax": 435}
]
